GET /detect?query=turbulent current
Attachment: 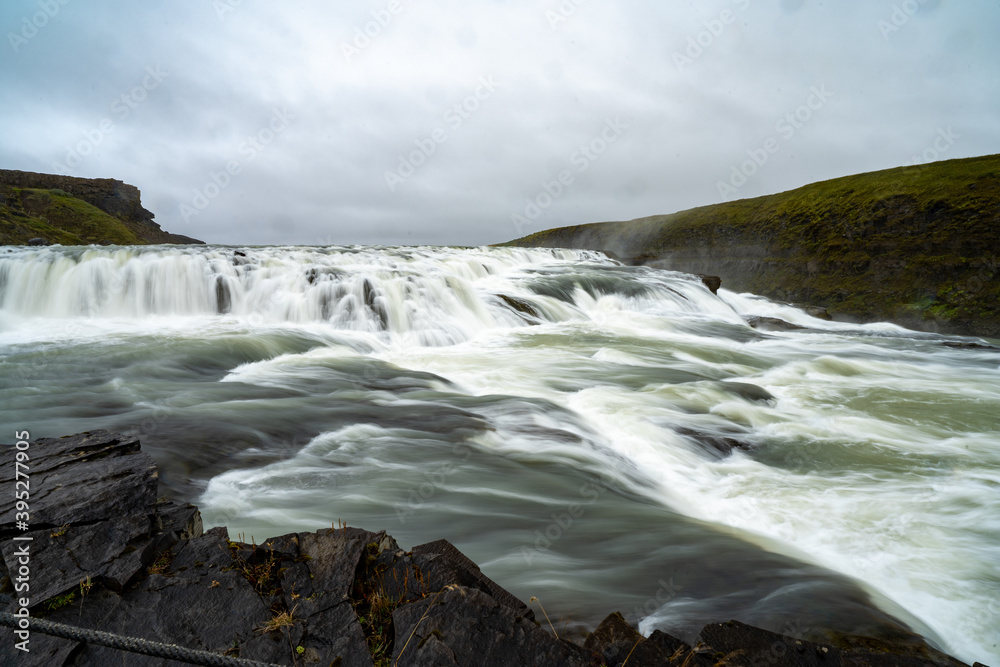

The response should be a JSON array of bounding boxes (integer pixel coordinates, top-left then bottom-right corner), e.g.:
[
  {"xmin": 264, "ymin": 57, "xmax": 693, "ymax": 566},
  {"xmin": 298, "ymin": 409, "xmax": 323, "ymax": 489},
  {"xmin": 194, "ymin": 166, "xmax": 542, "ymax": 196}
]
[{"xmin": 1, "ymin": 244, "xmax": 998, "ymax": 664}]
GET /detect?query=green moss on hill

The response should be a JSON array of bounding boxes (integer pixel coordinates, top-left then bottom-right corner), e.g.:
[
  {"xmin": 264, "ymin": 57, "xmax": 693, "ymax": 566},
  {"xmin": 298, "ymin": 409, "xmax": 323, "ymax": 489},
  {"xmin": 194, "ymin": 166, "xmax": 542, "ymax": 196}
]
[
  {"xmin": 505, "ymin": 154, "xmax": 1000, "ymax": 338},
  {"xmin": 1, "ymin": 187, "xmax": 149, "ymax": 245}
]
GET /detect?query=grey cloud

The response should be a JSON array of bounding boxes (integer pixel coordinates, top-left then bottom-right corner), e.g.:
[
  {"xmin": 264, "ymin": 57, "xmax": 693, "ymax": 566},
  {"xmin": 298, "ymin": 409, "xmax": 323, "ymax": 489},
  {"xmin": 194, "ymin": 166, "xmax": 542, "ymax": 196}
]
[{"xmin": 1, "ymin": 0, "xmax": 998, "ymax": 246}]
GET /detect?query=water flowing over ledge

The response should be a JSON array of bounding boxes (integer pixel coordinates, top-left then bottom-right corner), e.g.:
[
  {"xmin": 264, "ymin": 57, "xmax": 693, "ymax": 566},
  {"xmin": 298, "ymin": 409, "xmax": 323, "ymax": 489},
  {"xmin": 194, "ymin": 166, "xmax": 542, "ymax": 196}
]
[{"xmin": 1, "ymin": 244, "xmax": 998, "ymax": 664}]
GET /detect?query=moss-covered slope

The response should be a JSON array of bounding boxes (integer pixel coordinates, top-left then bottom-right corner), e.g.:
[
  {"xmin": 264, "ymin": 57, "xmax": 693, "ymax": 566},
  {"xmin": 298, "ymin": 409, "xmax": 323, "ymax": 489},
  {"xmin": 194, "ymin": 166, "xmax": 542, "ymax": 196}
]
[
  {"xmin": 505, "ymin": 154, "xmax": 1000, "ymax": 338},
  {"xmin": 0, "ymin": 169, "xmax": 203, "ymax": 246},
  {"xmin": 0, "ymin": 187, "xmax": 148, "ymax": 245}
]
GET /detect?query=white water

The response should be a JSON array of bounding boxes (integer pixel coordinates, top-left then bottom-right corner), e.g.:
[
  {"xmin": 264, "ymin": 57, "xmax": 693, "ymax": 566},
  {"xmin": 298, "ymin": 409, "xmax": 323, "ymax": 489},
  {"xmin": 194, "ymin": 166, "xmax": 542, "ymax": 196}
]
[{"xmin": 1, "ymin": 244, "xmax": 997, "ymax": 664}]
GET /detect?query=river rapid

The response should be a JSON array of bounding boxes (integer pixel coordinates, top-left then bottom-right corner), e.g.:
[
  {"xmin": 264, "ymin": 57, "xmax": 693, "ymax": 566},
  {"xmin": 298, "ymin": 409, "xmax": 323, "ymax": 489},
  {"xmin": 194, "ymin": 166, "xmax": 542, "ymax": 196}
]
[{"xmin": 1, "ymin": 244, "xmax": 997, "ymax": 664}]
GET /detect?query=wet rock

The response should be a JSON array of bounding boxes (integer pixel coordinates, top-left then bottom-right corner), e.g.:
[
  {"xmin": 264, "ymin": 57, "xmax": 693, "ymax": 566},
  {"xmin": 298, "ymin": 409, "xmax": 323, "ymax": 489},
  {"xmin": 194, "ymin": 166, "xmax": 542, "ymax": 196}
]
[
  {"xmin": 697, "ymin": 620, "xmax": 841, "ymax": 666},
  {"xmin": 0, "ymin": 431, "xmax": 157, "ymax": 530},
  {"xmin": 27, "ymin": 237, "xmax": 51, "ymax": 246},
  {"xmin": 943, "ymin": 341, "xmax": 998, "ymax": 350},
  {"xmin": 747, "ymin": 315, "xmax": 806, "ymax": 331},
  {"xmin": 675, "ymin": 425, "xmax": 757, "ymax": 457},
  {"xmin": 585, "ymin": 611, "xmax": 660, "ymax": 665},
  {"xmin": 45, "ymin": 527, "xmax": 275, "ymax": 665},
  {"xmin": 716, "ymin": 381, "xmax": 775, "ymax": 403},
  {"xmin": 497, "ymin": 294, "xmax": 542, "ymax": 323},
  {"xmin": 214, "ymin": 275, "xmax": 231, "ymax": 313},
  {"xmin": 805, "ymin": 305, "xmax": 833, "ymax": 320},
  {"xmin": 698, "ymin": 275, "xmax": 722, "ymax": 295},
  {"xmin": 411, "ymin": 539, "xmax": 534, "ymax": 620},
  {"xmin": 391, "ymin": 585, "xmax": 591, "ymax": 667}
]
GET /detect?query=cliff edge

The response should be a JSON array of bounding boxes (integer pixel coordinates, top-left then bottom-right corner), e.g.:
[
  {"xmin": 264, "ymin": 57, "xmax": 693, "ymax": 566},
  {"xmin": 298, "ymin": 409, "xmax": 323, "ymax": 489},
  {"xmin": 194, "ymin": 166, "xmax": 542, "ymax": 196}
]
[{"xmin": 0, "ymin": 169, "xmax": 202, "ymax": 246}]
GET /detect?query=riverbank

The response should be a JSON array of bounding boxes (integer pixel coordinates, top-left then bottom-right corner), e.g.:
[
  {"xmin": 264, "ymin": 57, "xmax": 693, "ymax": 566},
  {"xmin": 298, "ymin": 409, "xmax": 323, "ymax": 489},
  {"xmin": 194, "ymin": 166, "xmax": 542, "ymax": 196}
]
[
  {"xmin": 0, "ymin": 431, "xmax": 986, "ymax": 666},
  {"xmin": 504, "ymin": 154, "xmax": 1000, "ymax": 339}
]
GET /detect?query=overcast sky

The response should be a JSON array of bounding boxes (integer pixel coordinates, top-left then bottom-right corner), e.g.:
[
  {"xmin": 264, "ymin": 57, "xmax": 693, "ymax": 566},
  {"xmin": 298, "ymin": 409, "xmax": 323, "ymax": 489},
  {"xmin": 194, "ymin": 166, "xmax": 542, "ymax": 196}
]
[{"xmin": 2, "ymin": 0, "xmax": 998, "ymax": 246}]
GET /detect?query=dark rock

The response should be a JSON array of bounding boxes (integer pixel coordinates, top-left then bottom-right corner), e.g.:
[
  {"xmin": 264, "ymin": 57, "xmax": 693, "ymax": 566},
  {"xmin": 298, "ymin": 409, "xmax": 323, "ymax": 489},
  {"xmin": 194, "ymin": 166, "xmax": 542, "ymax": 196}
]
[
  {"xmin": 2, "ymin": 514, "xmax": 153, "ymax": 607},
  {"xmin": 0, "ymin": 633, "xmax": 81, "ymax": 667},
  {"xmin": 497, "ymin": 294, "xmax": 541, "ymax": 322},
  {"xmin": 716, "ymin": 381, "xmax": 775, "ymax": 403},
  {"xmin": 585, "ymin": 611, "xmax": 653, "ymax": 666},
  {"xmin": 215, "ymin": 276, "xmax": 232, "ymax": 314},
  {"xmin": 697, "ymin": 620, "xmax": 841, "ymax": 666},
  {"xmin": 943, "ymin": 341, "xmax": 998, "ymax": 350},
  {"xmin": 45, "ymin": 527, "xmax": 276, "ymax": 665},
  {"xmin": 647, "ymin": 629, "xmax": 691, "ymax": 660},
  {"xmin": 828, "ymin": 630, "xmax": 972, "ymax": 667},
  {"xmin": 675, "ymin": 426, "xmax": 757, "ymax": 457},
  {"xmin": 27, "ymin": 237, "xmax": 50, "ymax": 246},
  {"xmin": 0, "ymin": 431, "xmax": 157, "ymax": 530},
  {"xmin": 391, "ymin": 585, "xmax": 591, "ymax": 667},
  {"xmin": 805, "ymin": 305, "xmax": 833, "ymax": 320},
  {"xmin": 412, "ymin": 539, "xmax": 534, "ymax": 620},
  {"xmin": 273, "ymin": 527, "xmax": 392, "ymax": 666},
  {"xmin": 747, "ymin": 316, "xmax": 806, "ymax": 331},
  {"xmin": 698, "ymin": 275, "xmax": 722, "ymax": 295}
]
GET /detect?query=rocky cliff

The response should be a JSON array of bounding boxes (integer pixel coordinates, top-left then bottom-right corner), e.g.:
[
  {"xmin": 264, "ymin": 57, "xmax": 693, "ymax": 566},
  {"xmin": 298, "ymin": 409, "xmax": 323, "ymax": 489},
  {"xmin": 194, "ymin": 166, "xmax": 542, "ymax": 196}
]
[
  {"xmin": 505, "ymin": 154, "xmax": 1000, "ymax": 339},
  {"xmin": 0, "ymin": 169, "xmax": 202, "ymax": 246},
  {"xmin": 0, "ymin": 431, "xmax": 985, "ymax": 666}
]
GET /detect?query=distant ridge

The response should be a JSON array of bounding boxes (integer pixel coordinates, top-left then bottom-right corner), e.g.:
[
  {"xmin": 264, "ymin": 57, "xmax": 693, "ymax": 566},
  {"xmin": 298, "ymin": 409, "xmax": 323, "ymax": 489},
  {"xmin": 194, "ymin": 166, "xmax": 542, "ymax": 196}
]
[
  {"xmin": 505, "ymin": 154, "xmax": 1000, "ymax": 338},
  {"xmin": 0, "ymin": 169, "xmax": 202, "ymax": 246}
]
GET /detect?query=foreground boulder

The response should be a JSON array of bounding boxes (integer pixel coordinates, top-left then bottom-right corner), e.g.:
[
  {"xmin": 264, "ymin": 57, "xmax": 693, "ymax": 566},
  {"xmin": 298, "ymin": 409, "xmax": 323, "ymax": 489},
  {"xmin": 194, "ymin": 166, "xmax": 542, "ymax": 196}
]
[{"xmin": 0, "ymin": 431, "xmax": 985, "ymax": 666}]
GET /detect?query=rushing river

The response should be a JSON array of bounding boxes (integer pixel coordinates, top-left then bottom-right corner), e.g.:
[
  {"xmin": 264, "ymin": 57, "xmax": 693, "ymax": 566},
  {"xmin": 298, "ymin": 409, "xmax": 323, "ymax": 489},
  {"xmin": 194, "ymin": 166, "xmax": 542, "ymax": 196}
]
[{"xmin": 1, "ymin": 244, "xmax": 997, "ymax": 664}]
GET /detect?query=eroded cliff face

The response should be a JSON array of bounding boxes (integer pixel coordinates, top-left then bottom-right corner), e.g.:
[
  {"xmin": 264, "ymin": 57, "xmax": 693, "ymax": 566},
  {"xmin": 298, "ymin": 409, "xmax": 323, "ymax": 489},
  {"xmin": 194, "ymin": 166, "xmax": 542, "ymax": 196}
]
[
  {"xmin": 0, "ymin": 169, "xmax": 202, "ymax": 245},
  {"xmin": 506, "ymin": 154, "xmax": 1000, "ymax": 339}
]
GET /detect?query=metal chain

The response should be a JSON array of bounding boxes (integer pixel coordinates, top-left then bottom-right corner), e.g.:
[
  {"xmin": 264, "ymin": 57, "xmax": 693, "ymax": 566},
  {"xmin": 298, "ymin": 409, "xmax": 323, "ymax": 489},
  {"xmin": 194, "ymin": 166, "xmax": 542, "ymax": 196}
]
[{"xmin": 0, "ymin": 612, "xmax": 287, "ymax": 667}]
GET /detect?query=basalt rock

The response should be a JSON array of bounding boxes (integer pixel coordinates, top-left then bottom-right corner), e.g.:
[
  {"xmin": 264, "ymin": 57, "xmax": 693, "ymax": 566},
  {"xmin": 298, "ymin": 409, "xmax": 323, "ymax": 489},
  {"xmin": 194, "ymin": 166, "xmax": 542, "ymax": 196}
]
[{"xmin": 747, "ymin": 315, "xmax": 806, "ymax": 331}]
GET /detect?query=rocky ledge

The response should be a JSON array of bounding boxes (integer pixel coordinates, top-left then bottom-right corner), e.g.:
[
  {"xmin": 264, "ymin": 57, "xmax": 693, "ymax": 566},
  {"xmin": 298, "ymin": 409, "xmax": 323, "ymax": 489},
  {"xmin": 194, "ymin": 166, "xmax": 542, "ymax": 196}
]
[
  {"xmin": 0, "ymin": 169, "xmax": 203, "ymax": 246},
  {"xmin": 0, "ymin": 431, "xmax": 989, "ymax": 666}
]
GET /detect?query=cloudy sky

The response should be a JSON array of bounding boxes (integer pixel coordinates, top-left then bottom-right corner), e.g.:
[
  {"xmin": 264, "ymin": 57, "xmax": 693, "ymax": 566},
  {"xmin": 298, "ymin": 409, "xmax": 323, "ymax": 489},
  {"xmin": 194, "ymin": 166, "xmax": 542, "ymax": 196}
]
[{"xmin": 1, "ymin": 0, "xmax": 998, "ymax": 246}]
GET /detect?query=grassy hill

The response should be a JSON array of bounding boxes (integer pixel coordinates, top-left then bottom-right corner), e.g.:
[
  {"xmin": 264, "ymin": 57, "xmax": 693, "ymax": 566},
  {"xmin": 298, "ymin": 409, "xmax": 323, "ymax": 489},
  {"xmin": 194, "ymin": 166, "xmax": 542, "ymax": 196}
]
[
  {"xmin": 505, "ymin": 154, "xmax": 1000, "ymax": 338},
  {"xmin": 0, "ymin": 170, "xmax": 202, "ymax": 246},
  {"xmin": 1, "ymin": 187, "xmax": 149, "ymax": 245}
]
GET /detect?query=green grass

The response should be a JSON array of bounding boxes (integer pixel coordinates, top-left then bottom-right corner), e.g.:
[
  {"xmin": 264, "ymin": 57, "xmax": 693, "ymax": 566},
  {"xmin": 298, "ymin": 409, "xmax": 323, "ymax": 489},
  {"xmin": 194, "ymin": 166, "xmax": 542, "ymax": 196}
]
[
  {"xmin": 0, "ymin": 187, "xmax": 148, "ymax": 245},
  {"xmin": 505, "ymin": 154, "xmax": 1000, "ymax": 336}
]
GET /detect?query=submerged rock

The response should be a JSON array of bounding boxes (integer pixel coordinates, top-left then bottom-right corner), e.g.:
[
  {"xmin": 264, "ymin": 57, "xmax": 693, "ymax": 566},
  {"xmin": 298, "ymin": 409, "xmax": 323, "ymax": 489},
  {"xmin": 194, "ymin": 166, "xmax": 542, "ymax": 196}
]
[
  {"xmin": 698, "ymin": 275, "xmax": 722, "ymax": 295},
  {"xmin": 804, "ymin": 305, "xmax": 833, "ymax": 320},
  {"xmin": 747, "ymin": 315, "xmax": 806, "ymax": 331}
]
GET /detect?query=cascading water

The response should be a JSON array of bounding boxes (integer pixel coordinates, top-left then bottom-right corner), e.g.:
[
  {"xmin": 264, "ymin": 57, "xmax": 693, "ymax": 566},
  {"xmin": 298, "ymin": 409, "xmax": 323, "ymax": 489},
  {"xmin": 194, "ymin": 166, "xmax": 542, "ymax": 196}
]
[{"xmin": 1, "ymin": 244, "xmax": 997, "ymax": 664}]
